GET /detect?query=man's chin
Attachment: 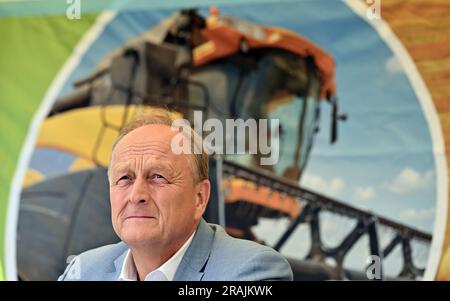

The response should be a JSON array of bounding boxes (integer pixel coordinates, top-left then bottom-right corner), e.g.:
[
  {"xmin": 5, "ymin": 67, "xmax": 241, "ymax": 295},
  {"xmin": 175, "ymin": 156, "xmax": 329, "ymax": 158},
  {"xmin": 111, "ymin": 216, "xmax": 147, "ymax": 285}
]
[
  {"xmin": 122, "ymin": 233, "xmax": 160, "ymax": 246},
  {"xmin": 119, "ymin": 226, "xmax": 160, "ymax": 246}
]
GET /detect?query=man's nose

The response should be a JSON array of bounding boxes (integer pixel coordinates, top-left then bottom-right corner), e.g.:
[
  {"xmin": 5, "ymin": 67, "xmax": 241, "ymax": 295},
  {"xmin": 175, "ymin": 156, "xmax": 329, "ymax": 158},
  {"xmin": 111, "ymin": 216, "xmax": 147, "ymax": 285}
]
[{"xmin": 129, "ymin": 177, "xmax": 149, "ymax": 204}]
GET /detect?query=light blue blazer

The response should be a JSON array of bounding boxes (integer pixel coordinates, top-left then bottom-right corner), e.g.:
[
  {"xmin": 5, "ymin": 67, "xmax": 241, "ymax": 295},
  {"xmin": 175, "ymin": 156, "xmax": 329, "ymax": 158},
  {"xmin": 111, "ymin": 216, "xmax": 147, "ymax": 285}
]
[{"xmin": 58, "ymin": 219, "xmax": 293, "ymax": 281}]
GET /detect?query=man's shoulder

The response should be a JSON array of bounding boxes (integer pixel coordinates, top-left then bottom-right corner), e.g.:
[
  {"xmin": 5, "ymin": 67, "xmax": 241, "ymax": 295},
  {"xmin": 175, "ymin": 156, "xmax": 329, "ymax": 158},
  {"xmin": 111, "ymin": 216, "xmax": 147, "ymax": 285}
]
[
  {"xmin": 205, "ymin": 223, "xmax": 293, "ymax": 280},
  {"xmin": 77, "ymin": 241, "xmax": 128, "ymax": 261},
  {"xmin": 58, "ymin": 242, "xmax": 127, "ymax": 280}
]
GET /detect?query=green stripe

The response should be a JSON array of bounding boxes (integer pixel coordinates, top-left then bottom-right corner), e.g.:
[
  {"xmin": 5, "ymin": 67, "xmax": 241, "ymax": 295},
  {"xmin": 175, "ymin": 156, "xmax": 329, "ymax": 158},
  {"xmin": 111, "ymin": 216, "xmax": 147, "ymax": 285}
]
[
  {"xmin": 0, "ymin": 13, "xmax": 98, "ymax": 280},
  {"xmin": 0, "ymin": 0, "xmax": 303, "ymax": 17}
]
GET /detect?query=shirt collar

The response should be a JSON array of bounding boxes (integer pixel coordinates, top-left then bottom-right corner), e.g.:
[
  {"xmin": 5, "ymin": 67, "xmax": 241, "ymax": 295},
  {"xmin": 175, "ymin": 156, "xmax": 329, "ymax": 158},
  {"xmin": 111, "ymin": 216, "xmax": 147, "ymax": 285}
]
[{"xmin": 119, "ymin": 230, "xmax": 196, "ymax": 281}]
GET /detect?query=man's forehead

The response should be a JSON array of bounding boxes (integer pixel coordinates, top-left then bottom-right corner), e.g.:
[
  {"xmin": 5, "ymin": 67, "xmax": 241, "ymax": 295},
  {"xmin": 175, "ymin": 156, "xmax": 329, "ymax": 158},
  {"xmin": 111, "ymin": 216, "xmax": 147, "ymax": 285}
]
[
  {"xmin": 115, "ymin": 124, "xmax": 174, "ymax": 151},
  {"xmin": 119, "ymin": 124, "xmax": 175, "ymax": 144},
  {"xmin": 114, "ymin": 141, "xmax": 171, "ymax": 158},
  {"xmin": 111, "ymin": 157, "xmax": 174, "ymax": 172},
  {"xmin": 110, "ymin": 145, "xmax": 179, "ymax": 174},
  {"xmin": 111, "ymin": 124, "xmax": 189, "ymax": 165}
]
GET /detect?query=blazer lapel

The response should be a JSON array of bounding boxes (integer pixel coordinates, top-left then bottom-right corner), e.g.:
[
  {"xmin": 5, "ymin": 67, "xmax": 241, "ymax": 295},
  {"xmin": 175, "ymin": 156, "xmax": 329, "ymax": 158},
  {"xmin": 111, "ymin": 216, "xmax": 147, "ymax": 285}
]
[
  {"xmin": 102, "ymin": 220, "xmax": 215, "ymax": 281},
  {"xmin": 173, "ymin": 219, "xmax": 215, "ymax": 281},
  {"xmin": 103, "ymin": 248, "xmax": 128, "ymax": 280}
]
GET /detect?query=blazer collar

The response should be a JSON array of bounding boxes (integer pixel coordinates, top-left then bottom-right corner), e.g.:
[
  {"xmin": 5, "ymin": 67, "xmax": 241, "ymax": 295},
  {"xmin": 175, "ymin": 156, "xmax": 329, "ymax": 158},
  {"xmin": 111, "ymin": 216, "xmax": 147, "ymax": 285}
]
[
  {"xmin": 106, "ymin": 219, "xmax": 215, "ymax": 281},
  {"xmin": 101, "ymin": 246, "xmax": 128, "ymax": 280},
  {"xmin": 173, "ymin": 218, "xmax": 215, "ymax": 281}
]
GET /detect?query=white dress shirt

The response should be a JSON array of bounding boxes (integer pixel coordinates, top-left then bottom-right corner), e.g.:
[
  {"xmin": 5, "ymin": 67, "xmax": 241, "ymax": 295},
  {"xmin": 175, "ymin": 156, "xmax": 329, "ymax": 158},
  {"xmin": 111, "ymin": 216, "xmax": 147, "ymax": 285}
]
[{"xmin": 118, "ymin": 231, "xmax": 196, "ymax": 281}]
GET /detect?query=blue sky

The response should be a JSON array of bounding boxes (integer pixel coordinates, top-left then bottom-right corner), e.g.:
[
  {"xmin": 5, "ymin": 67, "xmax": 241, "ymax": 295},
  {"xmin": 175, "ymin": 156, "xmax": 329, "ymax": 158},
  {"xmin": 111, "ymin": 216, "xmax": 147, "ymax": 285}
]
[{"xmin": 208, "ymin": 1, "xmax": 436, "ymax": 233}]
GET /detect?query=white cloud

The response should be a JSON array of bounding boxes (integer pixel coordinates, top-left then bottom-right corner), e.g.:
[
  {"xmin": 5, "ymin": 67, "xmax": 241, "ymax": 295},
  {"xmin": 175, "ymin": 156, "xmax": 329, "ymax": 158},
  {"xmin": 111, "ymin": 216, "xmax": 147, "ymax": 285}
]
[
  {"xmin": 385, "ymin": 55, "xmax": 403, "ymax": 74},
  {"xmin": 399, "ymin": 207, "xmax": 435, "ymax": 222},
  {"xmin": 353, "ymin": 186, "xmax": 376, "ymax": 201},
  {"xmin": 388, "ymin": 168, "xmax": 434, "ymax": 195},
  {"xmin": 300, "ymin": 174, "xmax": 345, "ymax": 196}
]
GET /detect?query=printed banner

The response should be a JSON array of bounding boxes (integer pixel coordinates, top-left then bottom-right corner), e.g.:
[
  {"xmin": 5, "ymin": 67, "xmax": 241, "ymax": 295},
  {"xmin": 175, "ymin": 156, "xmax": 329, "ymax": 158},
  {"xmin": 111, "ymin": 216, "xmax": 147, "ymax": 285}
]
[{"xmin": 0, "ymin": 0, "xmax": 448, "ymax": 280}]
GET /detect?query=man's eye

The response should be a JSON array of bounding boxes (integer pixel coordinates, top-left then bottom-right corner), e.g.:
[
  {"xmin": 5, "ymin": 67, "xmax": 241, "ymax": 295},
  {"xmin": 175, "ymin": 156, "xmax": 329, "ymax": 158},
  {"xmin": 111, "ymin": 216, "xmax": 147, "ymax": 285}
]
[
  {"xmin": 117, "ymin": 175, "xmax": 131, "ymax": 185},
  {"xmin": 152, "ymin": 174, "xmax": 168, "ymax": 183}
]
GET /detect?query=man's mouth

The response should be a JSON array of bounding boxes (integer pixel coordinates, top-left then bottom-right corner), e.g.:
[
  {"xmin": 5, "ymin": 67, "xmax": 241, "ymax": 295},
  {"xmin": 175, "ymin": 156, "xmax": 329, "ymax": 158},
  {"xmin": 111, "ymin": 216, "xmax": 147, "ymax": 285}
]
[{"xmin": 125, "ymin": 215, "xmax": 155, "ymax": 220}]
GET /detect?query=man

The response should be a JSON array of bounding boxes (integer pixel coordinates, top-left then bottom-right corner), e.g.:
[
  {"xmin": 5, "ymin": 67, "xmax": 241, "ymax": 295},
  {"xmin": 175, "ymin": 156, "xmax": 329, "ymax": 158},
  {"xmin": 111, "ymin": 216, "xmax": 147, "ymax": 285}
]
[{"xmin": 58, "ymin": 109, "xmax": 293, "ymax": 281}]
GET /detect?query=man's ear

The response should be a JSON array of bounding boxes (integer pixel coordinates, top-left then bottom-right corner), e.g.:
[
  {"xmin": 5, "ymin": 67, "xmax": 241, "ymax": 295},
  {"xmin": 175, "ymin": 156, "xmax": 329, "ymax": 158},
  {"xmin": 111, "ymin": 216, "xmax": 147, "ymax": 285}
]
[{"xmin": 194, "ymin": 179, "xmax": 210, "ymax": 219}]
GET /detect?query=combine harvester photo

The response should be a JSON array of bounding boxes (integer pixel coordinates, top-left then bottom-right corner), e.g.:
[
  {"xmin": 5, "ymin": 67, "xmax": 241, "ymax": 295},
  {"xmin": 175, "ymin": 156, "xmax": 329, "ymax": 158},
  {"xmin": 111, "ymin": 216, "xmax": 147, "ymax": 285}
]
[{"xmin": 18, "ymin": 8, "xmax": 430, "ymax": 281}]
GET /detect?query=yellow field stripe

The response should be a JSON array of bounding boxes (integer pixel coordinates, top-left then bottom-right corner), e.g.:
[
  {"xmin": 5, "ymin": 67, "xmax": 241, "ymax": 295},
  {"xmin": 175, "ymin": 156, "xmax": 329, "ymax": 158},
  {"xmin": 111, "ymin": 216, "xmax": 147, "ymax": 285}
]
[{"xmin": 36, "ymin": 105, "xmax": 181, "ymax": 167}]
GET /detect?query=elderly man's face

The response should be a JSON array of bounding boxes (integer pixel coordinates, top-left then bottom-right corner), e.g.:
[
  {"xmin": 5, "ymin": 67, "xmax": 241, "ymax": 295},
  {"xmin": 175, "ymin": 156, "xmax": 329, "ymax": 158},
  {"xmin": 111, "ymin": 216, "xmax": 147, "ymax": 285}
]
[{"xmin": 109, "ymin": 124, "xmax": 209, "ymax": 249}]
